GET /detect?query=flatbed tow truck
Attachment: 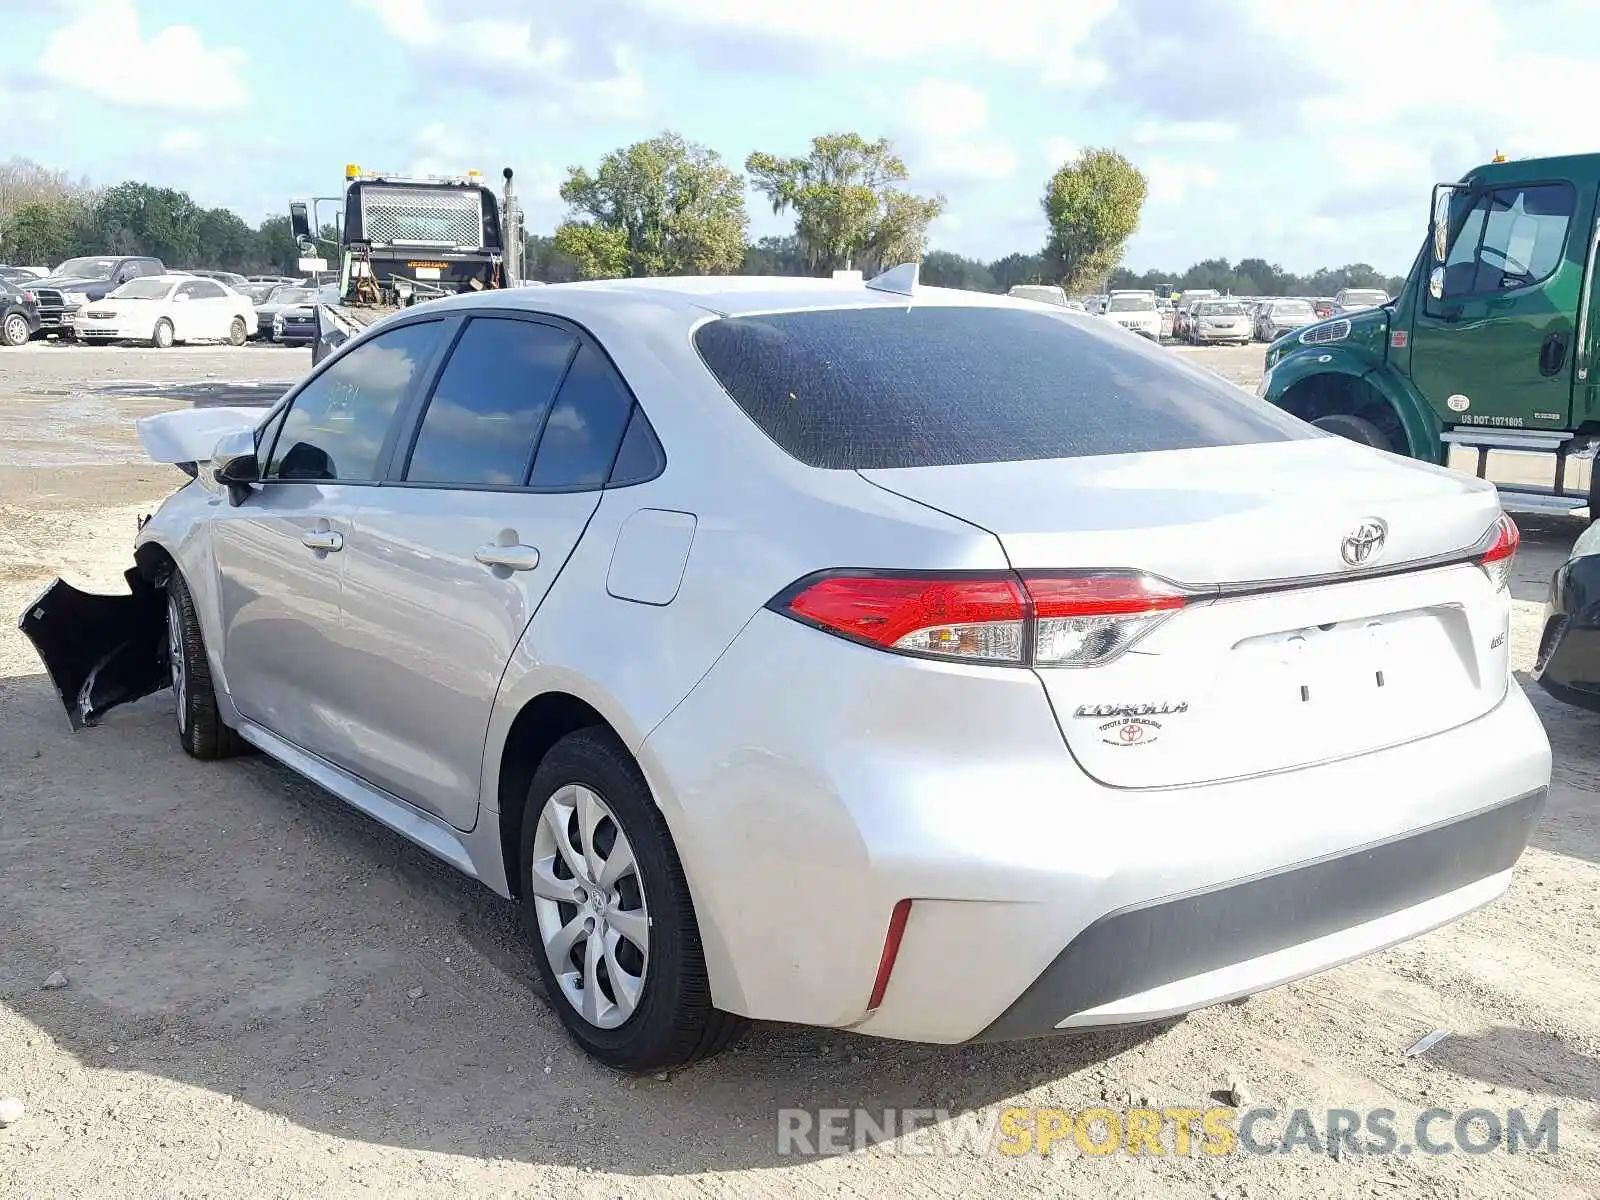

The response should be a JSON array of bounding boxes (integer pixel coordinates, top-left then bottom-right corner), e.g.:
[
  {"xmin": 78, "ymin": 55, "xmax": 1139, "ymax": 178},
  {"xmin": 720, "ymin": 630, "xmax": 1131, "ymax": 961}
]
[
  {"xmin": 1260, "ymin": 151, "xmax": 1600, "ymax": 518},
  {"xmin": 290, "ymin": 163, "xmax": 523, "ymax": 363}
]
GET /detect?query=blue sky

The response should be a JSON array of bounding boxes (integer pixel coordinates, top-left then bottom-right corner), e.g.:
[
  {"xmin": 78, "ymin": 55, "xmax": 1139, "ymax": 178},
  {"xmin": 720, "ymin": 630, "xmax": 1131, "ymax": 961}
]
[{"xmin": 3, "ymin": 0, "xmax": 1596, "ymax": 275}]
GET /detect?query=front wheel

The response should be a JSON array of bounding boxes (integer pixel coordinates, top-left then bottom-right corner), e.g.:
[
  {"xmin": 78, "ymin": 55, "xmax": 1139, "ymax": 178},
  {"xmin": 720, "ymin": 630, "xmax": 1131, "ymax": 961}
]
[
  {"xmin": 166, "ymin": 570, "xmax": 249, "ymax": 759},
  {"xmin": 151, "ymin": 318, "xmax": 174, "ymax": 349},
  {"xmin": 519, "ymin": 728, "xmax": 744, "ymax": 1072},
  {"xmin": 2, "ymin": 312, "xmax": 30, "ymax": 347},
  {"xmin": 227, "ymin": 316, "xmax": 247, "ymax": 347},
  {"xmin": 1311, "ymin": 413, "xmax": 1394, "ymax": 452}
]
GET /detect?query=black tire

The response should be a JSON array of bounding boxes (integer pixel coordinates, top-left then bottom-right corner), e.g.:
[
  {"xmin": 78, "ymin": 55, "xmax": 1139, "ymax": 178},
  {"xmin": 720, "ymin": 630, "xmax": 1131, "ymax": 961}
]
[
  {"xmin": 166, "ymin": 570, "xmax": 249, "ymax": 760},
  {"xmin": 2, "ymin": 311, "xmax": 30, "ymax": 347},
  {"xmin": 151, "ymin": 318, "xmax": 174, "ymax": 349},
  {"xmin": 1311, "ymin": 412, "xmax": 1395, "ymax": 452},
  {"xmin": 519, "ymin": 728, "xmax": 744, "ymax": 1072},
  {"xmin": 227, "ymin": 316, "xmax": 247, "ymax": 347}
]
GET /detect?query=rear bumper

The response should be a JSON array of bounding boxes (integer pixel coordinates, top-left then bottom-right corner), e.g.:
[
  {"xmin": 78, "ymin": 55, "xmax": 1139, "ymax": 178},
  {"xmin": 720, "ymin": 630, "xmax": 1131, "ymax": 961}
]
[
  {"xmin": 643, "ymin": 611, "xmax": 1552, "ymax": 1043},
  {"xmin": 1531, "ymin": 548, "xmax": 1600, "ymax": 710},
  {"xmin": 972, "ymin": 787, "xmax": 1542, "ymax": 1040}
]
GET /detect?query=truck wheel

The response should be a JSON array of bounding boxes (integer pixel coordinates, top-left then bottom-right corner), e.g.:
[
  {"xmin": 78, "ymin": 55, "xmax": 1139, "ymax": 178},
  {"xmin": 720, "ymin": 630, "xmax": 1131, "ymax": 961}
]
[
  {"xmin": 1312, "ymin": 413, "xmax": 1394, "ymax": 452},
  {"xmin": 151, "ymin": 319, "xmax": 174, "ymax": 349}
]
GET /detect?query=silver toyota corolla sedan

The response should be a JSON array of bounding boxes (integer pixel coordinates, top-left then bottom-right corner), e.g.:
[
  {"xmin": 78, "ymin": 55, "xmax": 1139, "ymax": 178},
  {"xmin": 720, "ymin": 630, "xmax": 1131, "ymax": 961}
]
[{"xmin": 20, "ymin": 272, "xmax": 1551, "ymax": 1073}]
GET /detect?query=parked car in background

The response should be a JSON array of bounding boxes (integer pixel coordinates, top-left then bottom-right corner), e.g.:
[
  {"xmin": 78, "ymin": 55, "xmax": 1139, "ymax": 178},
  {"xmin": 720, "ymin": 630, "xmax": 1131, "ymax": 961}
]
[
  {"xmin": 0, "ymin": 265, "xmax": 50, "ymax": 285},
  {"xmin": 21, "ymin": 276, "xmax": 1550, "ymax": 1072},
  {"xmin": 1186, "ymin": 299, "xmax": 1253, "ymax": 344},
  {"xmin": 74, "ymin": 274, "xmax": 253, "ymax": 347},
  {"xmin": 187, "ymin": 269, "xmax": 251, "ymax": 290},
  {"xmin": 1102, "ymin": 291, "xmax": 1161, "ymax": 340},
  {"xmin": 1333, "ymin": 288, "xmax": 1390, "ymax": 314},
  {"xmin": 1313, "ymin": 297, "xmax": 1338, "ymax": 319},
  {"xmin": 1006, "ymin": 284, "xmax": 1071, "ymax": 307},
  {"xmin": 271, "ymin": 283, "xmax": 338, "ymax": 345},
  {"xmin": 1156, "ymin": 298, "xmax": 1175, "ymax": 339},
  {"xmin": 1254, "ymin": 298, "xmax": 1318, "ymax": 342},
  {"xmin": 29, "ymin": 256, "xmax": 167, "ymax": 336},
  {"xmin": 0, "ymin": 278, "xmax": 42, "ymax": 347},
  {"xmin": 240, "ymin": 281, "xmax": 284, "ymax": 305},
  {"xmin": 253, "ymin": 283, "xmax": 319, "ymax": 340}
]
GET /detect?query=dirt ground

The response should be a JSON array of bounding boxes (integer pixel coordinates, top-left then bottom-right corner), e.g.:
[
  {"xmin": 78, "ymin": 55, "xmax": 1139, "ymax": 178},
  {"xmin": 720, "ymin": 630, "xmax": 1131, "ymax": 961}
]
[{"xmin": 0, "ymin": 340, "xmax": 1596, "ymax": 1199}]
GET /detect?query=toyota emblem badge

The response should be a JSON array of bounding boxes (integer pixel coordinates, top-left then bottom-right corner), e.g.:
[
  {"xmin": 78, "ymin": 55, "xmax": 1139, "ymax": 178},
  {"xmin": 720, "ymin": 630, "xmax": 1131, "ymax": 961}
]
[{"xmin": 1340, "ymin": 518, "xmax": 1388, "ymax": 566}]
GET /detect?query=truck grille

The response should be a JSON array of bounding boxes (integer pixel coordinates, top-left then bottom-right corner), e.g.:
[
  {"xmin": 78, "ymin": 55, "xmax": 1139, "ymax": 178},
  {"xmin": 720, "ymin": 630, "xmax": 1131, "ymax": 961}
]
[
  {"xmin": 1301, "ymin": 319, "xmax": 1352, "ymax": 345},
  {"xmin": 360, "ymin": 186, "xmax": 482, "ymax": 247}
]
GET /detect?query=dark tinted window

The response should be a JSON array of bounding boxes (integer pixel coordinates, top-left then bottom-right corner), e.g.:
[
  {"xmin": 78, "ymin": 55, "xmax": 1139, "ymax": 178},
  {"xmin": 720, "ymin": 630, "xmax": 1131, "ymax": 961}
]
[
  {"xmin": 405, "ymin": 318, "xmax": 576, "ymax": 485},
  {"xmin": 606, "ymin": 406, "xmax": 665, "ymax": 486},
  {"xmin": 528, "ymin": 344, "xmax": 635, "ymax": 488},
  {"xmin": 267, "ymin": 321, "xmax": 442, "ymax": 481},
  {"xmin": 1442, "ymin": 182, "xmax": 1574, "ymax": 297},
  {"xmin": 693, "ymin": 306, "xmax": 1306, "ymax": 469}
]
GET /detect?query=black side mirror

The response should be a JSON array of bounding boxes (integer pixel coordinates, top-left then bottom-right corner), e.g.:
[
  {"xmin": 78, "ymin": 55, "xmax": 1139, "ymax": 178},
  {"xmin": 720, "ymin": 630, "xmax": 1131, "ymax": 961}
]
[
  {"xmin": 290, "ymin": 201, "xmax": 312, "ymax": 243},
  {"xmin": 211, "ymin": 429, "xmax": 260, "ymax": 506}
]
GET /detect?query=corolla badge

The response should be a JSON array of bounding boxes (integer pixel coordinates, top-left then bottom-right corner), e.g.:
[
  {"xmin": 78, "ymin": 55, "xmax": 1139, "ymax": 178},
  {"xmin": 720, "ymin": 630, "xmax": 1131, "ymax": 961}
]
[{"xmin": 1340, "ymin": 518, "xmax": 1388, "ymax": 566}]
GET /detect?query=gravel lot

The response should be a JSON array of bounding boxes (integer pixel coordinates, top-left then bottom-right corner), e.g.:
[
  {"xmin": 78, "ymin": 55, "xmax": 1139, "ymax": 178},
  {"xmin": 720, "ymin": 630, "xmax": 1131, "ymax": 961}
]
[{"xmin": 0, "ymin": 340, "xmax": 1596, "ymax": 1198}]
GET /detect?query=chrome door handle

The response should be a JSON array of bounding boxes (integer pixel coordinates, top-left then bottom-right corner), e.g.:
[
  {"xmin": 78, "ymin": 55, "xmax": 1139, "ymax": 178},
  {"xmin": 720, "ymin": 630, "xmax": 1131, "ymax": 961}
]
[
  {"xmin": 474, "ymin": 543, "xmax": 539, "ymax": 571},
  {"xmin": 301, "ymin": 529, "xmax": 343, "ymax": 552}
]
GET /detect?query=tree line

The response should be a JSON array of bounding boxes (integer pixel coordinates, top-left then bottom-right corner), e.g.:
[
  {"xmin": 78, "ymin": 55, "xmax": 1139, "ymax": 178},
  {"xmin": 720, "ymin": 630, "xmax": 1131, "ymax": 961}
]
[{"xmin": 1, "ymin": 138, "xmax": 1405, "ymax": 298}]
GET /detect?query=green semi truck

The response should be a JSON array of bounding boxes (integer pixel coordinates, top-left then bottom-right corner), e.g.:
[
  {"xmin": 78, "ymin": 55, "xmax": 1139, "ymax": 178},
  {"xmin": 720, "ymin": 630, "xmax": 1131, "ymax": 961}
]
[{"xmin": 1259, "ymin": 151, "xmax": 1600, "ymax": 517}]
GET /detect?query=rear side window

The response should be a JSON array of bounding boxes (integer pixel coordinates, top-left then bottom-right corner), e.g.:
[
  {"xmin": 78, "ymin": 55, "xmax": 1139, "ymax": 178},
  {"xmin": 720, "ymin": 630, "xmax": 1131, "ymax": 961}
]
[
  {"xmin": 405, "ymin": 317, "xmax": 576, "ymax": 485},
  {"xmin": 528, "ymin": 344, "xmax": 636, "ymax": 488},
  {"xmin": 693, "ymin": 306, "xmax": 1306, "ymax": 469}
]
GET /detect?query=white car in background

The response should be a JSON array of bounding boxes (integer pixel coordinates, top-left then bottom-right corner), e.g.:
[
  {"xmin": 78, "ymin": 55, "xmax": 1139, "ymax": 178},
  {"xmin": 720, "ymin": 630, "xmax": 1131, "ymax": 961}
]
[
  {"xmin": 75, "ymin": 274, "xmax": 254, "ymax": 348},
  {"xmin": 1101, "ymin": 292, "xmax": 1162, "ymax": 340}
]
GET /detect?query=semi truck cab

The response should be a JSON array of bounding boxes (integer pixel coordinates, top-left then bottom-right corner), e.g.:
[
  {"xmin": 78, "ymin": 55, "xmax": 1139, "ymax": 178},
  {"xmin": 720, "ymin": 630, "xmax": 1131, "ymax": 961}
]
[{"xmin": 1261, "ymin": 152, "xmax": 1600, "ymax": 517}]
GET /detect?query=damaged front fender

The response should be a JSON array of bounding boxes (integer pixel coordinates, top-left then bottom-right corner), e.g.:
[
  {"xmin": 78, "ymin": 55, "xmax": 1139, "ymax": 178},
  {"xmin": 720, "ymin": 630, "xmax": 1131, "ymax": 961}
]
[{"xmin": 18, "ymin": 568, "xmax": 167, "ymax": 730}]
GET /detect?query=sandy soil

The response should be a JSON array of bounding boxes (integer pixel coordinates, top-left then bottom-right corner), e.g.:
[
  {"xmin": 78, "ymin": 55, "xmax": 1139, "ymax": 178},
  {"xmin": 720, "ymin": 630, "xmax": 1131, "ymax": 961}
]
[{"xmin": 0, "ymin": 342, "xmax": 1596, "ymax": 1198}]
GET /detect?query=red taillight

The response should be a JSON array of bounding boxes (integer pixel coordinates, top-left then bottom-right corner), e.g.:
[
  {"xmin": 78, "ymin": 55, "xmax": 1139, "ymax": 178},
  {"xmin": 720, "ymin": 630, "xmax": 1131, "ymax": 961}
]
[
  {"xmin": 20, "ymin": 290, "xmax": 35, "ymax": 304},
  {"xmin": 867, "ymin": 899, "xmax": 913, "ymax": 1011},
  {"xmin": 1479, "ymin": 514, "xmax": 1519, "ymax": 591},
  {"xmin": 776, "ymin": 570, "xmax": 1188, "ymax": 667}
]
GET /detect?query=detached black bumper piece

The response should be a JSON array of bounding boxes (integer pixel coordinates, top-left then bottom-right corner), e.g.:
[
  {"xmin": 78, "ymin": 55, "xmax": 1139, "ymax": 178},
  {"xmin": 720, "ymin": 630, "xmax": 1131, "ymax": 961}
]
[
  {"xmin": 971, "ymin": 788, "xmax": 1545, "ymax": 1042},
  {"xmin": 1532, "ymin": 548, "xmax": 1600, "ymax": 712},
  {"xmin": 18, "ymin": 570, "xmax": 167, "ymax": 730}
]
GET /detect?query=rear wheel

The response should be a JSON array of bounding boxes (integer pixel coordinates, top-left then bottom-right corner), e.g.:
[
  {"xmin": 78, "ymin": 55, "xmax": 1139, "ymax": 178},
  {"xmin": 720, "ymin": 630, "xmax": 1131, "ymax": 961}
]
[
  {"xmin": 2, "ymin": 312, "xmax": 30, "ymax": 347},
  {"xmin": 1311, "ymin": 412, "xmax": 1395, "ymax": 452},
  {"xmin": 151, "ymin": 318, "xmax": 174, "ymax": 349},
  {"xmin": 166, "ymin": 570, "xmax": 248, "ymax": 759},
  {"xmin": 227, "ymin": 316, "xmax": 247, "ymax": 347},
  {"xmin": 519, "ymin": 728, "xmax": 743, "ymax": 1072}
]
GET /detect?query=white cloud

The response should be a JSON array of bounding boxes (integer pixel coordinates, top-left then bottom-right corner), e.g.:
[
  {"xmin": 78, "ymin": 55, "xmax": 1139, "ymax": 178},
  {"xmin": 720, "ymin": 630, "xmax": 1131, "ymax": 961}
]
[
  {"xmin": 37, "ymin": 0, "xmax": 247, "ymax": 109},
  {"xmin": 1145, "ymin": 159, "xmax": 1221, "ymax": 207},
  {"xmin": 1042, "ymin": 137, "xmax": 1081, "ymax": 169},
  {"xmin": 157, "ymin": 129, "xmax": 204, "ymax": 155},
  {"xmin": 1131, "ymin": 121, "xmax": 1238, "ymax": 145},
  {"xmin": 353, "ymin": 0, "xmax": 644, "ymax": 119},
  {"xmin": 407, "ymin": 123, "xmax": 564, "ymax": 219},
  {"xmin": 900, "ymin": 79, "xmax": 1016, "ymax": 183},
  {"xmin": 622, "ymin": 0, "xmax": 1117, "ymax": 84}
]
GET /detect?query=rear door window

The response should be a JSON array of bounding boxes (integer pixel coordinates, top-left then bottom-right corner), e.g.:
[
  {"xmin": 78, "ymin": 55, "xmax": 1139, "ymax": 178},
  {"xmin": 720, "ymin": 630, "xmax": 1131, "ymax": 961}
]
[
  {"xmin": 527, "ymin": 343, "xmax": 637, "ymax": 488},
  {"xmin": 403, "ymin": 317, "xmax": 577, "ymax": 486},
  {"xmin": 693, "ymin": 306, "xmax": 1307, "ymax": 469}
]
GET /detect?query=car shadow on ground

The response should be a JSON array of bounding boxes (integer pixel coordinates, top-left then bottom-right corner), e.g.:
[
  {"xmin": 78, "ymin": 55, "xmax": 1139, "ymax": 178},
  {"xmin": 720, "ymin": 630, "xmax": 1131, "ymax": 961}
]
[
  {"xmin": 1520, "ymin": 678, "xmax": 1600, "ymax": 868},
  {"xmin": 1424, "ymin": 1025, "xmax": 1600, "ymax": 1109},
  {"xmin": 0, "ymin": 670, "xmax": 1174, "ymax": 1173}
]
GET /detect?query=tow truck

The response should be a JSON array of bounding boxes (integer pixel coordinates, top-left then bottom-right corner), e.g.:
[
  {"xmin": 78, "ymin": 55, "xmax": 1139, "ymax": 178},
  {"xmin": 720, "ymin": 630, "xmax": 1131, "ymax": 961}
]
[
  {"xmin": 1260, "ymin": 151, "xmax": 1600, "ymax": 518},
  {"xmin": 289, "ymin": 163, "xmax": 524, "ymax": 363}
]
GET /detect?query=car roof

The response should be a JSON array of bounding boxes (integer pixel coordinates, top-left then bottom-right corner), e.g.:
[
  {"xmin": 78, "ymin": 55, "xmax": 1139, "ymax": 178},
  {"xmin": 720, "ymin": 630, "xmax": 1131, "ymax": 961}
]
[{"xmin": 415, "ymin": 275, "xmax": 1049, "ymax": 325}]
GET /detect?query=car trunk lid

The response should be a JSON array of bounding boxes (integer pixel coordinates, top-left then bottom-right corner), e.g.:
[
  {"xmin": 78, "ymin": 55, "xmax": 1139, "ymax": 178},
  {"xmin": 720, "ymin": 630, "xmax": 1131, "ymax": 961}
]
[{"xmin": 860, "ymin": 437, "xmax": 1511, "ymax": 787}]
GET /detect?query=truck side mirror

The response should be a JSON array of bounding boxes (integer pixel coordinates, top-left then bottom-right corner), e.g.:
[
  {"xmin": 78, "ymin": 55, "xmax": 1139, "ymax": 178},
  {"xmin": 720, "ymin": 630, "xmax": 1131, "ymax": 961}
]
[
  {"xmin": 289, "ymin": 201, "xmax": 312, "ymax": 243},
  {"xmin": 1429, "ymin": 266, "xmax": 1445, "ymax": 301}
]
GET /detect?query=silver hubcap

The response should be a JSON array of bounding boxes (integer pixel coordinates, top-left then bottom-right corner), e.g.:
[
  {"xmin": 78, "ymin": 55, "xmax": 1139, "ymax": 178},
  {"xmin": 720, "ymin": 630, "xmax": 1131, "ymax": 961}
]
[
  {"xmin": 530, "ymin": 784, "xmax": 650, "ymax": 1029},
  {"xmin": 167, "ymin": 593, "xmax": 187, "ymax": 731},
  {"xmin": 4, "ymin": 315, "xmax": 25, "ymax": 344}
]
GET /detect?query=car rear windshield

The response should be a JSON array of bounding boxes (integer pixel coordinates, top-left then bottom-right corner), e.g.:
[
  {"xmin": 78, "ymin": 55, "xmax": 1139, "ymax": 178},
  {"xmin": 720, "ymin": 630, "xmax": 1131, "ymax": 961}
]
[
  {"xmin": 1108, "ymin": 295, "xmax": 1155, "ymax": 312},
  {"xmin": 692, "ymin": 305, "xmax": 1307, "ymax": 469}
]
